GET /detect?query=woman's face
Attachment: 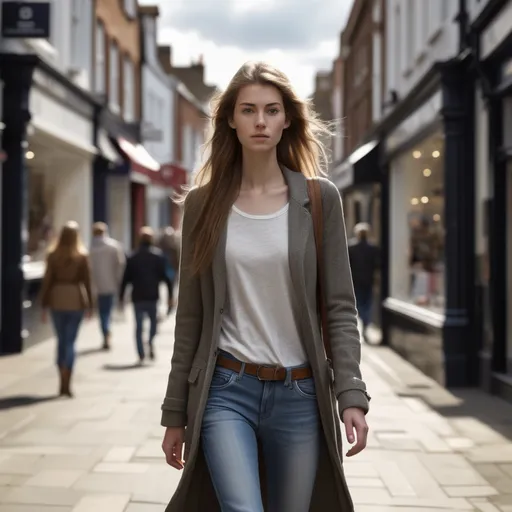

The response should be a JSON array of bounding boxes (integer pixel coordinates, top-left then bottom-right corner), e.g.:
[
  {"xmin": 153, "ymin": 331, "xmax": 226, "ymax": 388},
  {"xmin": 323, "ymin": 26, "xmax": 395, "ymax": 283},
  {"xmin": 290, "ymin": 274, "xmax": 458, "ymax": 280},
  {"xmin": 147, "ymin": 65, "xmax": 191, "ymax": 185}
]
[{"xmin": 230, "ymin": 84, "xmax": 290, "ymax": 152}]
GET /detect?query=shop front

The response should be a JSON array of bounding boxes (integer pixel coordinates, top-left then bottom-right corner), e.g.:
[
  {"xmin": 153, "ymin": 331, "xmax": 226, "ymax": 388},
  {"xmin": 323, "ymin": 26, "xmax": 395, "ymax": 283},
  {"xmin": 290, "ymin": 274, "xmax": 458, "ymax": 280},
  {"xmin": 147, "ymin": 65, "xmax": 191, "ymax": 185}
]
[
  {"xmin": 0, "ymin": 54, "xmax": 98, "ymax": 353},
  {"xmin": 381, "ymin": 61, "xmax": 477, "ymax": 388},
  {"xmin": 474, "ymin": 1, "xmax": 512, "ymax": 400}
]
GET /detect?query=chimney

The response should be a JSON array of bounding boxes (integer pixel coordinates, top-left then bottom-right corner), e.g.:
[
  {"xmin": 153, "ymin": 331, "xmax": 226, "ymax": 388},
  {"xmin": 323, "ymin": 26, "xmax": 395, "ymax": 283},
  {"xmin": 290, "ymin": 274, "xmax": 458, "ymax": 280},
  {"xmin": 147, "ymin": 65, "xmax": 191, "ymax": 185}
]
[{"xmin": 158, "ymin": 45, "xmax": 172, "ymax": 71}]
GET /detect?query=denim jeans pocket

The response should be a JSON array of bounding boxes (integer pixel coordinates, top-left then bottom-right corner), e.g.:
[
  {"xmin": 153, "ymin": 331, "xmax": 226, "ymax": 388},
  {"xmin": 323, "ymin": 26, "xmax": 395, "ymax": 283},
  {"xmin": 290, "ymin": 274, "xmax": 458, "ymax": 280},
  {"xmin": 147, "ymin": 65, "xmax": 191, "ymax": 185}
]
[
  {"xmin": 293, "ymin": 377, "xmax": 317, "ymax": 399},
  {"xmin": 210, "ymin": 367, "xmax": 237, "ymax": 390}
]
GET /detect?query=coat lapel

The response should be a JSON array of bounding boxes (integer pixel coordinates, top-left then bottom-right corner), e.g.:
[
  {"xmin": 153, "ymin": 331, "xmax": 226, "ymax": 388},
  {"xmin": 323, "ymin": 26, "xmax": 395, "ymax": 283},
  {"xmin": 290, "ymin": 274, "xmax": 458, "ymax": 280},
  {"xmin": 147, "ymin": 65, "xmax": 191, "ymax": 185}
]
[{"xmin": 282, "ymin": 166, "xmax": 312, "ymax": 304}]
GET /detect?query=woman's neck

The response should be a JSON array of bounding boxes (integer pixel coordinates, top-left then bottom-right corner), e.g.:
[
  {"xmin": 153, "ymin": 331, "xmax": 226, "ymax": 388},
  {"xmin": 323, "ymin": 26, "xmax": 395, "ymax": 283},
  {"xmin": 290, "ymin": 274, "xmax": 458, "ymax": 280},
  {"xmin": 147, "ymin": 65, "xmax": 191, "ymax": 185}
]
[{"xmin": 240, "ymin": 151, "xmax": 284, "ymax": 191}]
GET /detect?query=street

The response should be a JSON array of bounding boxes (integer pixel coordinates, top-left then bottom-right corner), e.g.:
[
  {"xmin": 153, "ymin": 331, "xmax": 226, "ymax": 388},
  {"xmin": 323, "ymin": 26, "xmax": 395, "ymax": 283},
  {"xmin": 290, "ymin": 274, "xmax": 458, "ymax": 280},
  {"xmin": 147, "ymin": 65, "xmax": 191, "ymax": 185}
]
[{"xmin": 0, "ymin": 312, "xmax": 511, "ymax": 512}]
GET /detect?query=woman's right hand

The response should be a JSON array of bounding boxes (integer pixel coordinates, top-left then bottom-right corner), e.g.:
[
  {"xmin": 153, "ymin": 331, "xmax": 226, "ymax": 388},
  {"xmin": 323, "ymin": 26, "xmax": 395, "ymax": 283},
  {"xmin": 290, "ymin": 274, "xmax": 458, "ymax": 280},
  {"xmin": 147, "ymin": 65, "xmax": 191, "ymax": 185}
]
[{"xmin": 162, "ymin": 426, "xmax": 186, "ymax": 470}]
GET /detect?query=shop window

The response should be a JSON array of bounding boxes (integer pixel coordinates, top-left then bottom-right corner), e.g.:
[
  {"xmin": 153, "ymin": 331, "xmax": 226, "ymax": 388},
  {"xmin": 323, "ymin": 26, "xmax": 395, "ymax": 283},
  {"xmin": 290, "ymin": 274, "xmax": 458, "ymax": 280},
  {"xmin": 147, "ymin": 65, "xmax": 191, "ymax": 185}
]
[
  {"xmin": 27, "ymin": 170, "xmax": 54, "ymax": 263},
  {"xmin": 389, "ymin": 132, "xmax": 445, "ymax": 312}
]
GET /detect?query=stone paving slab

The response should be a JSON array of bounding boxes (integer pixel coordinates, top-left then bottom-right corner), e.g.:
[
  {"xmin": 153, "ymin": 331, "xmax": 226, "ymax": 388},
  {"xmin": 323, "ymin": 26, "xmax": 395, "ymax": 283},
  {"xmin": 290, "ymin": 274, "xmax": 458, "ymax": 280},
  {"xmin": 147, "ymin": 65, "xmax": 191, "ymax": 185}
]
[{"xmin": 0, "ymin": 312, "xmax": 511, "ymax": 511}]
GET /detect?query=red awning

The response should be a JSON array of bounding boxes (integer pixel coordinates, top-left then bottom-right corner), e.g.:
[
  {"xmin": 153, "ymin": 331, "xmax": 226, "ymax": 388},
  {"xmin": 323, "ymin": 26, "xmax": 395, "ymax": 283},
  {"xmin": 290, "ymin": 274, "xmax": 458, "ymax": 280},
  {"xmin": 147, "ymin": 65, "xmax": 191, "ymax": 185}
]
[
  {"xmin": 117, "ymin": 137, "xmax": 160, "ymax": 178},
  {"xmin": 160, "ymin": 163, "xmax": 188, "ymax": 190}
]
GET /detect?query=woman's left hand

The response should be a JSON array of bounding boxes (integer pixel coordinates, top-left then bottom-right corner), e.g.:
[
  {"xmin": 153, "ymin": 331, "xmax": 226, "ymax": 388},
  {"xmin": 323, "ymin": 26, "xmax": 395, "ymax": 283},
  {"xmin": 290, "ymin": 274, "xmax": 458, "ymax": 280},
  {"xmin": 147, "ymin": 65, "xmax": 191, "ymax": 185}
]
[{"xmin": 343, "ymin": 407, "xmax": 369, "ymax": 457}]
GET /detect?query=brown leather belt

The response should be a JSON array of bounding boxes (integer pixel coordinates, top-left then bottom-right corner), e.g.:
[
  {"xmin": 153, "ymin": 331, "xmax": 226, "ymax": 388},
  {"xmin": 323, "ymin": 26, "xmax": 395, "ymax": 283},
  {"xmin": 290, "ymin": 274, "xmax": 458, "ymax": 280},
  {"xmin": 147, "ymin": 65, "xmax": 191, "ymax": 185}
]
[{"xmin": 216, "ymin": 355, "xmax": 312, "ymax": 381}]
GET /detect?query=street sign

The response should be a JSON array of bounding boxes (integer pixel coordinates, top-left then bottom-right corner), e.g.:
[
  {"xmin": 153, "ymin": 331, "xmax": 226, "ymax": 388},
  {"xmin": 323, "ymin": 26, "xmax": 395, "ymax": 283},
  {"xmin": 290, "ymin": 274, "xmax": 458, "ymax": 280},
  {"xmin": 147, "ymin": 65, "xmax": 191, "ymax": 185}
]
[{"xmin": 1, "ymin": 2, "xmax": 51, "ymax": 39}]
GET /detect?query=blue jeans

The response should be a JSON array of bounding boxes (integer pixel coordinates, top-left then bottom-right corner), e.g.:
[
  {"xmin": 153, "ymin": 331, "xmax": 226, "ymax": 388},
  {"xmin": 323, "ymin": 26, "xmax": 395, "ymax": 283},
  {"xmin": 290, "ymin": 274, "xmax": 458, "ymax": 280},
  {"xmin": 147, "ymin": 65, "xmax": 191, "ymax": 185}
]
[
  {"xmin": 133, "ymin": 301, "xmax": 157, "ymax": 359},
  {"xmin": 355, "ymin": 287, "xmax": 373, "ymax": 328},
  {"xmin": 51, "ymin": 310, "xmax": 84, "ymax": 369},
  {"xmin": 97, "ymin": 294, "xmax": 114, "ymax": 337},
  {"xmin": 201, "ymin": 351, "xmax": 321, "ymax": 512}
]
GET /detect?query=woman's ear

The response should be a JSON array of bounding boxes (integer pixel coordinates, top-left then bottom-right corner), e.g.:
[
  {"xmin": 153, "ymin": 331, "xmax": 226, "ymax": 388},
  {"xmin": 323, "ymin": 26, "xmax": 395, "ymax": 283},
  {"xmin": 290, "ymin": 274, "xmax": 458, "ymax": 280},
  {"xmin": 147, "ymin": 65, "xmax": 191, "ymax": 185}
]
[
  {"xmin": 284, "ymin": 118, "xmax": 291, "ymax": 129},
  {"xmin": 228, "ymin": 118, "xmax": 236, "ymax": 129}
]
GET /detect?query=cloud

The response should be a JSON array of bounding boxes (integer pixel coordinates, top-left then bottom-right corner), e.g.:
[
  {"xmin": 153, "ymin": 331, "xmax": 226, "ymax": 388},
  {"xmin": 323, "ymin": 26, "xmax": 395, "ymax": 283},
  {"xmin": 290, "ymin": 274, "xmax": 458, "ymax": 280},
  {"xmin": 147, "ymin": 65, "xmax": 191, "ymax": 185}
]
[
  {"xmin": 158, "ymin": 0, "xmax": 347, "ymax": 51},
  {"xmin": 141, "ymin": 0, "xmax": 354, "ymax": 97}
]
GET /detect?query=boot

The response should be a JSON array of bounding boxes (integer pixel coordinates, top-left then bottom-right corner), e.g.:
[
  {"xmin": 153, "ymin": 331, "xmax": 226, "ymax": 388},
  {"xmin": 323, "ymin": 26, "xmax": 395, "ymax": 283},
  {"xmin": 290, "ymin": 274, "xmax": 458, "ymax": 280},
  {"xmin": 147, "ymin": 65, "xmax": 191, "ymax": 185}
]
[
  {"xmin": 102, "ymin": 331, "xmax": 111, "ymax": 350},
  {"xmin": 61, "ymin": 368, "xmax": 73, "ymax": 398},
  {"xmin": 58, "ymin": 366, "xmax": 65, "ymax": 396}
]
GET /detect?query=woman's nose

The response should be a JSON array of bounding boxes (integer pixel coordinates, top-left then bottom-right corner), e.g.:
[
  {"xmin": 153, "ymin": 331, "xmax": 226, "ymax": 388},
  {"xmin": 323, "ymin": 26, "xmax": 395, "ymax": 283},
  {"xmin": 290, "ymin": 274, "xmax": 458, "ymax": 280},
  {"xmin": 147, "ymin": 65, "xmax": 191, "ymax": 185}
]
[{"xmin": 255, "ymin": 113, "xmax": 266, "ymax": 127}]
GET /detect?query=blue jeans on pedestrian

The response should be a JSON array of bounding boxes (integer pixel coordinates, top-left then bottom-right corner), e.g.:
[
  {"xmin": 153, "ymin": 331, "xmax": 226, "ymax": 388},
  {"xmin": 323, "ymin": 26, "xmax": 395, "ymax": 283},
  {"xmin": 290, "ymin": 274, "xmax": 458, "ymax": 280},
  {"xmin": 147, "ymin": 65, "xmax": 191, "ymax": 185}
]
[
  {"xmin": 355, "ymin": 287, "xmax": 373, "ymax": 328},
  {"xmin": 201, "ymin": 350, "xmax": 321, "ymax": 512},
  {"xmin": 97, "ymin": 294, "xmax": 114, "ymax": 337},
  {"xmin": 133, "ymin": 301, "xmax": 157, "ymax": 359},
  {"xmin": 51, "ymin": 310, "xmax": 84, "ymax": 369}
]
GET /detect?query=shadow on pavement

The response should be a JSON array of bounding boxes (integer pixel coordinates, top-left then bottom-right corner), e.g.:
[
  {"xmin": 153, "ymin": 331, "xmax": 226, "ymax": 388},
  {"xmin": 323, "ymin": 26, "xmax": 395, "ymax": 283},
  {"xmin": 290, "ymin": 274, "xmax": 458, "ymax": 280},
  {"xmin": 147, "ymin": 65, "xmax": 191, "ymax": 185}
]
[
  {"xmin": 77, "ymin": 347, "xmax": 107, "ymax": 357},
  {"xmin": 0, "ymin": 394, "xmax": 59, "ymax": 410},
  {"xmin": 102, "ymin": 363, "xmax": 147, "ymax": 371},
  {"xmin": 367, "ymin": 346, "xmax": 512, "ymax": 443}
]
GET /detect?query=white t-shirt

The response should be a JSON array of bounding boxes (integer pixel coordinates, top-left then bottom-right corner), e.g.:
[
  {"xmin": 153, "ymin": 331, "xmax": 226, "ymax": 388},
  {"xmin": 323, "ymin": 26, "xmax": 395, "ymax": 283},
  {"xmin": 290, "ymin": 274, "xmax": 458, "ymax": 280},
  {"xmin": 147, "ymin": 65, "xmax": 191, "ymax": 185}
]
[{"xmin": 218, "ymin": 203, "xmax": 307, "ymax": 367}]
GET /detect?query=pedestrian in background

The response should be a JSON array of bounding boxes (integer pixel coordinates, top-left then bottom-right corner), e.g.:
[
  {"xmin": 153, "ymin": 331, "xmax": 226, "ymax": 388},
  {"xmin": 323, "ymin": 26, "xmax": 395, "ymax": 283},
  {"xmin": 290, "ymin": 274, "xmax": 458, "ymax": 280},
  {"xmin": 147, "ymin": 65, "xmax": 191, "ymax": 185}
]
[
  {"xmin": 348, "ymin": 222, "xmax": 380, "ymax": 342},
  {"xmin": 40, "ymin": 221, "xmax": 93, "ymax": 397},
  {"xmin": 89, "ymin": 222, "xmax": 125, "ymax": 350},
  {"xmin": 158, "ymin": 226, "xmax": 181, "ymax": 314},
  {"xmin": 119, "ymin": 226, "xmax": 173, "ymax": 364},
  {"xmin": 161, "ymin": 61, "xmax": 370, "ymax": 512}
]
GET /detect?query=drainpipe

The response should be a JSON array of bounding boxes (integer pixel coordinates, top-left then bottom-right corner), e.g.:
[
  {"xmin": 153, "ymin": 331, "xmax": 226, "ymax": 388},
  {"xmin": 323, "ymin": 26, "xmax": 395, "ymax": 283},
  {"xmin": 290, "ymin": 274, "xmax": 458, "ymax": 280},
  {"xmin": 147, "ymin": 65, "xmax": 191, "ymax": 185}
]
[{"xmin": 457, "ymin": 0, "xmax": 469, "ymax": 53}]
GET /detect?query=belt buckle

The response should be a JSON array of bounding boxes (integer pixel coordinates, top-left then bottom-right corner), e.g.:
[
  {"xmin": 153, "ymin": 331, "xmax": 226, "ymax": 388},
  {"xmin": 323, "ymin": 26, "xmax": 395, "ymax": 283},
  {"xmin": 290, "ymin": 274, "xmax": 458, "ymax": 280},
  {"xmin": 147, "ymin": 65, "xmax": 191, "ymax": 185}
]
[{"xmin": 256, "ymin": 365, "xmax": 279, "ymax": 381}]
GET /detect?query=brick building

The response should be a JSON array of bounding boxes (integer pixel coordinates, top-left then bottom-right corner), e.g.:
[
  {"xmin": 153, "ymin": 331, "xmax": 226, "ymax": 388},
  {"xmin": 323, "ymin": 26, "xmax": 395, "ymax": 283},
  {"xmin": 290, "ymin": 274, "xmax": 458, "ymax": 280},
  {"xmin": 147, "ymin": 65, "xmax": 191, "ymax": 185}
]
[{"xmin": 331, "ymin": 0, "xmax": 386, "ymax": 240}]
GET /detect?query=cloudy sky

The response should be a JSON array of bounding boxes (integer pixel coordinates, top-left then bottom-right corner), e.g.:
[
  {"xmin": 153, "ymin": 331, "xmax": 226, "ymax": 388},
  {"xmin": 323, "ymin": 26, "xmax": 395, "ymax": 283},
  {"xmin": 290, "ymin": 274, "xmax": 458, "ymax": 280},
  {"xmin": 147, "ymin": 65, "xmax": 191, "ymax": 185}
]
[{"xmin": 139, "ymin": 0, "xmax": 354, "ymax": 98}]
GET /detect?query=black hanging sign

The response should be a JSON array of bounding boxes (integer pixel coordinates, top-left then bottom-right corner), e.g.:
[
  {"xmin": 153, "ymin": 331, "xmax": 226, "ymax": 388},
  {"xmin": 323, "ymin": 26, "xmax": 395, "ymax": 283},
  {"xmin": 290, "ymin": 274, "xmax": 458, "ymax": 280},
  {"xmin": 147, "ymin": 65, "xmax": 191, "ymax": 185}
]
[{"xmin": 1, "ymin": 2, "xmax": 51, "ymax": 39}]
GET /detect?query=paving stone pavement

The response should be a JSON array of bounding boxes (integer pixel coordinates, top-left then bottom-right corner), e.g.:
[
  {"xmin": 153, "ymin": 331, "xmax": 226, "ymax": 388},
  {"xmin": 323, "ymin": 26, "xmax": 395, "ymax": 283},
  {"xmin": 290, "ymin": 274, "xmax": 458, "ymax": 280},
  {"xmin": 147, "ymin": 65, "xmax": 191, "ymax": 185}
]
[{"xmin": 0, "ymin": 312, "xmax": 512, "ymax": 511}]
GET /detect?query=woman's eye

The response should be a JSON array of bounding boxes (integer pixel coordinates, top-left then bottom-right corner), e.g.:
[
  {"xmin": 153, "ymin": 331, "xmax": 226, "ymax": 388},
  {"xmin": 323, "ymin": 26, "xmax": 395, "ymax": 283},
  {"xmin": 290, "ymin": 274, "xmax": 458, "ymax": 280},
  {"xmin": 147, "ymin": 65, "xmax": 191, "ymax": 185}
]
[
  {"xmin": 242, "ymin": 108, "xmax": 253, "ymax": 113},
  {"xmin": 268, "ymin": 109, "xmax": 279, "ymax": 115}
]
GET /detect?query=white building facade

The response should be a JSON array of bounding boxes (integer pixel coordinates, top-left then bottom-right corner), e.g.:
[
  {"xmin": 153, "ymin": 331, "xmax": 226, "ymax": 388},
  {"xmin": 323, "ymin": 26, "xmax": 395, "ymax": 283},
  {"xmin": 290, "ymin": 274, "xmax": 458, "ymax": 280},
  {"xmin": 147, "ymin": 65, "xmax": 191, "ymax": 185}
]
[
  {"xmin": 140, "ymin": 9, "xmax": 177, "ymax": 233},
  {"xmin": 0, "ymin": 0, "xmax": 97, "ymax": 351}
]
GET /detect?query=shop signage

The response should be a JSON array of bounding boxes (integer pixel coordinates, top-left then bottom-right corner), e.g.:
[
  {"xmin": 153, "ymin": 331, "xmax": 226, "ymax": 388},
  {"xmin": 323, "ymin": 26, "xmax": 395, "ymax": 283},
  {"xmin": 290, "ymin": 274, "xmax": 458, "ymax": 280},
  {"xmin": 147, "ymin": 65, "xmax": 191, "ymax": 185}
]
[{"xmin": 1, "ymin": 2, "xmax": 51, "ymax": 39}]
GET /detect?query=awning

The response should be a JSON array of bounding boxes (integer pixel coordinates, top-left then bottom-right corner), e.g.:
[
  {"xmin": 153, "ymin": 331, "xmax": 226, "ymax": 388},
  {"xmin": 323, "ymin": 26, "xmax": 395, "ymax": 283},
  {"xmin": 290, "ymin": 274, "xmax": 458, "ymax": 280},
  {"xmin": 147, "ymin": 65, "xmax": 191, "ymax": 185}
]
[
  {"xmin": 331, "ymin": 140, "xmax": 380, "ymax": 190},
  {"xmin": 98, "ymin": 128, "xmax": 121, "ymax": 164},
  {"xmin": 116, "ymin": 136, "xmax": 160, "ymax": 177},
  {"xmin": 160, "ymin": 163, "xmax": 188, "ymax": 190}
]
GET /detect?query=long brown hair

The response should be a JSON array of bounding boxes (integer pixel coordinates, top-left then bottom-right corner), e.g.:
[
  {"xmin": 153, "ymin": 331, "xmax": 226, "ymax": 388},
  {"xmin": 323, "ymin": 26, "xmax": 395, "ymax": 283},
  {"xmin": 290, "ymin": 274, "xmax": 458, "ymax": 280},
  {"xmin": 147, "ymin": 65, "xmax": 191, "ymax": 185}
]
[
  {"xmin": 48, "ymin": 221, "xmax": 87, "ymax": 264},
  {"xmin": 187, "ymin": 61, "xmax": 333, "ymax": 275}
]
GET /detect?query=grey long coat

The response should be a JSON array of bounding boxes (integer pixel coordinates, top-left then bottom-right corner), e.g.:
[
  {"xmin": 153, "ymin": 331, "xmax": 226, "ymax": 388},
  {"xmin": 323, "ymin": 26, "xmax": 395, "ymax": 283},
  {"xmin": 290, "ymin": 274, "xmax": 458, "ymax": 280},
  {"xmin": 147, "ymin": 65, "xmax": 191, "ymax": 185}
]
[{"xmin": 161, "ymin": 167, "xmax": 371, "ymax": 511}]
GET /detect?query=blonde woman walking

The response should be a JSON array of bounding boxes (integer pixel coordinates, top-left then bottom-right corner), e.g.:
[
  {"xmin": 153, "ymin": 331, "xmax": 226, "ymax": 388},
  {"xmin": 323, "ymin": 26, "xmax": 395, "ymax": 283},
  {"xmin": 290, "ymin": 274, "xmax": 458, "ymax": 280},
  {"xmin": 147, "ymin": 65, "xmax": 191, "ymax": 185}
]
[
  {"xmin": 40, "ymin": 221, "xmax": 92, "ymax": 397},
  {"xmin": 161, "ymin": 62, "xmax": 371, "ymax": 511}
]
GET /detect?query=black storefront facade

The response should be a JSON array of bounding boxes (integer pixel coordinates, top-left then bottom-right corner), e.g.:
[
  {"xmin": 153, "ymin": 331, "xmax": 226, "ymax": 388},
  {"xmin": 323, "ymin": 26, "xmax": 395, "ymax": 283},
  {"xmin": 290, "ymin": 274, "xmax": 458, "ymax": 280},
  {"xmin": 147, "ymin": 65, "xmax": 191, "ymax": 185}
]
[
  {"xmin": 376, "ymin": 57, "xmax": 478, "ymax": 388},
  {"xmin": 0, "ymin": 53, "xmax": 98, "ymax": 355},
  {"xmin": 472, "ymin": 0, "xmax": 512, "ymax": 402}
]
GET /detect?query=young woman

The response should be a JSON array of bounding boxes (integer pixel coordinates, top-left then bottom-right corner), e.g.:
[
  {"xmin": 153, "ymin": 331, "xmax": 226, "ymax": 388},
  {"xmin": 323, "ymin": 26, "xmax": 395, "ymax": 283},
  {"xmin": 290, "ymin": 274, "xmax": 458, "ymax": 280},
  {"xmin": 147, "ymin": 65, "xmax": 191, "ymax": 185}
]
[
  {"xmin": 161, "ymin": 61, "xmax": 371, "ymax": 512},
  {"xmin": 40, "ymin": 221, "xmax": 92, "ymax": 397}
]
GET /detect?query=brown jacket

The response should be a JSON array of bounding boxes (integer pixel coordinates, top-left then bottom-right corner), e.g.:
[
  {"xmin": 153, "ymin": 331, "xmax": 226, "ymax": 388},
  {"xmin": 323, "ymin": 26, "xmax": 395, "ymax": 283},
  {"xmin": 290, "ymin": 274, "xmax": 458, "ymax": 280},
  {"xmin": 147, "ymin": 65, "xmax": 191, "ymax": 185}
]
[
  {"xmin": 161, "ymin": 167, "xmax": 370, "ymax": 511},
  {"xmin": 40, "ymin": 252, "xmax": 93, "ymax": 311}
]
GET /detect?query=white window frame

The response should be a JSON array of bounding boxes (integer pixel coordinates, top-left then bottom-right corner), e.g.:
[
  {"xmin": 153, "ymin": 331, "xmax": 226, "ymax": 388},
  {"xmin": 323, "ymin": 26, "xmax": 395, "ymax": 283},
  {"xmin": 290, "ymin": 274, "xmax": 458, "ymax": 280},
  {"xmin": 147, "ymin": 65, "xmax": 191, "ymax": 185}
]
[
  {"xmin": 405, "ymin": 0, "xmax": 415, "ymax": 72},
  {"xmin": 124, "ymin": 0, "xmax": 137, "ymax": 19},
  {"xmin": 109, "ymin": 41, "xmax": 120, "ymax": 113},
  {"xmin": 123, "ymin": 56, "xmax": 134, "ymax": 122},
  {"xmin": 428, "ymin": 0, "xmax": 444, "ymax": 42},
  {"xmin": 95, "ymin": 21, "xmax": 105, "ymax": 94}
]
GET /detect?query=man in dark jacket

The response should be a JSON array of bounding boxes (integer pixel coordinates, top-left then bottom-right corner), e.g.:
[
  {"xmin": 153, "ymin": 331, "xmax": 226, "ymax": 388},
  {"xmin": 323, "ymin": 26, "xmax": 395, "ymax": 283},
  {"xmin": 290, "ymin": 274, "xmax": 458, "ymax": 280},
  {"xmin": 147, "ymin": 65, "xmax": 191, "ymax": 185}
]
[
  {"xmin": 348, "ymin": 223, "xmax": 380, "ymax": 341},
  {"xmin": 119, "ymin": 227, "xmax": 173, "ymax": 363}
]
